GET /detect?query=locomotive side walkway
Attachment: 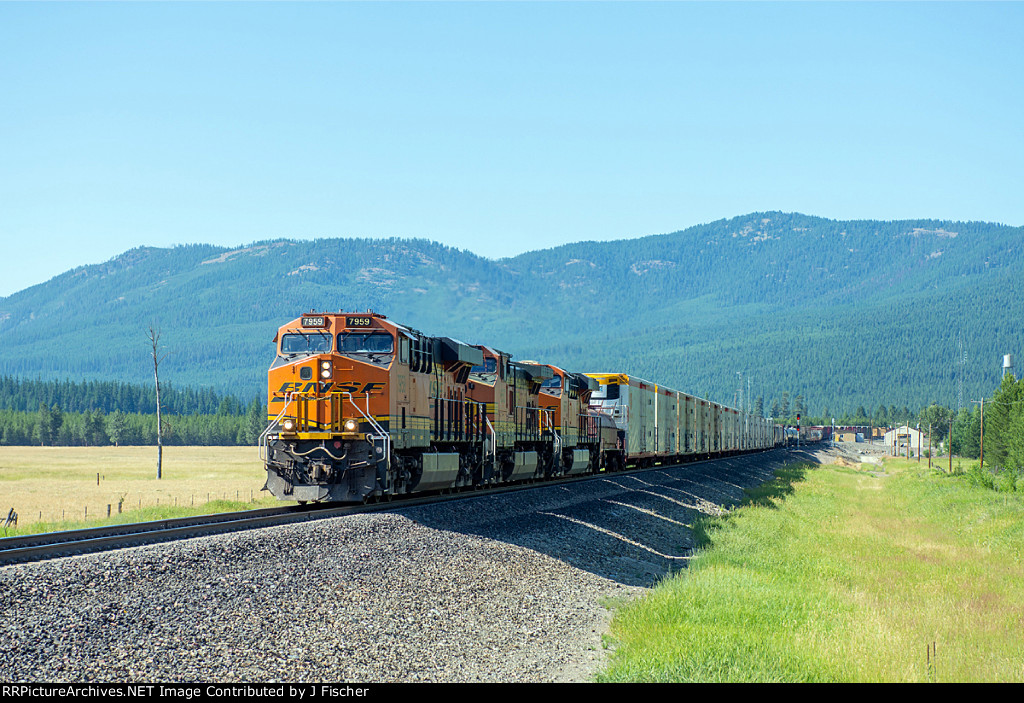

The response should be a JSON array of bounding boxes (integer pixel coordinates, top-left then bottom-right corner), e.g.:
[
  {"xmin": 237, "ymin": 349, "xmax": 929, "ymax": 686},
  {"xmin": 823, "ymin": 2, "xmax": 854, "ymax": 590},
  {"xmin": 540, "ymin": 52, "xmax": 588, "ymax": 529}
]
[{"xmin": 0, "ymin": 448, "xmax": 805, "ymax": 683}]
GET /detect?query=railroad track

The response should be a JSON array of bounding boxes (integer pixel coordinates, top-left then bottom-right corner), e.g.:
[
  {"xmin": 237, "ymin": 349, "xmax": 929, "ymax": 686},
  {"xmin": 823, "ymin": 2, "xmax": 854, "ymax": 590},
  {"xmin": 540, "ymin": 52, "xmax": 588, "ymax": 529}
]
[
  {"xmin": 0, "ymin": 504, "xmax": 346, "ymax": 566},
  {"xmin": 0, "ymin": 449, "xmax": 789, "ymax": 567}
]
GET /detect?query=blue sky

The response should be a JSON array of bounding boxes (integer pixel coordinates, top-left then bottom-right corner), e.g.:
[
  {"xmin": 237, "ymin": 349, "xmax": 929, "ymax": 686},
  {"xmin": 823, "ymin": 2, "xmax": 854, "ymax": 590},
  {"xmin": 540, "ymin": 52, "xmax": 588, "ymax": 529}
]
[{"xmin": 1, "ymin": 2, "xmax": 1022, "ymax": 297}]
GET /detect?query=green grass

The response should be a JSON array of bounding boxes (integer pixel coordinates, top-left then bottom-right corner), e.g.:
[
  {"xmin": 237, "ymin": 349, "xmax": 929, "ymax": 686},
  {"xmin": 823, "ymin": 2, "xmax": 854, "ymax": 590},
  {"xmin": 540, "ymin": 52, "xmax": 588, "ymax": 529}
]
[{"xmin": 598, "ymin": 458, "xmax": 1024, "ymax": 682}]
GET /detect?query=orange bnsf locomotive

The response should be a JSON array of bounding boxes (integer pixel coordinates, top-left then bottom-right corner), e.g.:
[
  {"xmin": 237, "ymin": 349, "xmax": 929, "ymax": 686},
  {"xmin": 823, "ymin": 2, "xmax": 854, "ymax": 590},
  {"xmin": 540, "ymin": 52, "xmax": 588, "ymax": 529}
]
[{"xmin": 261, "ymin": 311, "xmax": 776, "ymax": 503}]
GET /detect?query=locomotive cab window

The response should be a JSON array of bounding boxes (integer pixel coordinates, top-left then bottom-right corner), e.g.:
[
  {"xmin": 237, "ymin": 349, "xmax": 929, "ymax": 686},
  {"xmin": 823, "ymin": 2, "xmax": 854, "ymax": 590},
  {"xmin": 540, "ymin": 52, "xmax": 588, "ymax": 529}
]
[
  {"xmin": 280, "ymin": 332, "xmax": 333, "ymax": 355},
  {"xmin": 540, "ymin": 375, "xmax": 562, "ymax": 397},
  {"xmin": 338, "ymin": 332, "xmax": 394, "ymax": 354},
  {"xmin": 471, "ymin": 358, "xmax": 497, "ymax": 374}
]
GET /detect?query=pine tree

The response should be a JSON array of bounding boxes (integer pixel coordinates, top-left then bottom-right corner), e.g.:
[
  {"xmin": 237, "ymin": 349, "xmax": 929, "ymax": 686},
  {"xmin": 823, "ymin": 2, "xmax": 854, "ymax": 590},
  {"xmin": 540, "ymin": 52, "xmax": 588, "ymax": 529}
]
[
  {"xmin": 986, "ymin": 374, "xmax": 1024, "ymax": 470},
  {"xmin": 243, "ymin": 398, "xmax": 267, "ymax": 445},
  {"xmin": 107, "ymin": 410, "xmax": 128, "ymax": 447},
  {"xmin": 34, "ymin": 403, "xmax": 53, "ymax": 446}
]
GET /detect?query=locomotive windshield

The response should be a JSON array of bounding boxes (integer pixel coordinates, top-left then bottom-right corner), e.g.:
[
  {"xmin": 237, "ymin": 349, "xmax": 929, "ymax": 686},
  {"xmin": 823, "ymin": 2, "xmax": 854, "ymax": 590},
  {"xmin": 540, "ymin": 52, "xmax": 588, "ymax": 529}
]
[
  {"xmin": 471, "ymin": 358, "xmax": 497, "ymax": 374},
  {"xmin": 338, "ymin": 332, "xmax": 394, "ymax": 354},
  {"xmin": 540, "ymin": 375, "xmax": 562, "ymax": 389},
  {"xmin": 281, "ymin": 332, "xmax": 333, "ymax": 355}
]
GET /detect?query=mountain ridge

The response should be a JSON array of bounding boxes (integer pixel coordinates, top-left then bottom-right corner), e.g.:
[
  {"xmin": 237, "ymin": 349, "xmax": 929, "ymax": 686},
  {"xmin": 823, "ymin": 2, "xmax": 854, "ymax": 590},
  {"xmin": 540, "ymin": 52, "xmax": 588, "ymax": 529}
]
[{"xmin": 2, "ymin": 212, "xmax": 1020, "ymax": 415}]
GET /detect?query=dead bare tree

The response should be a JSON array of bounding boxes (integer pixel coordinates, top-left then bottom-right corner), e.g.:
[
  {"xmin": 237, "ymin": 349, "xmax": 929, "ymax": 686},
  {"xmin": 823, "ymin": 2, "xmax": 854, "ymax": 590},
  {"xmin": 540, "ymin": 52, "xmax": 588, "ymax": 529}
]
[{"xmin": 148, "ymin": 325, "xmax": 167, "ymax": 479}]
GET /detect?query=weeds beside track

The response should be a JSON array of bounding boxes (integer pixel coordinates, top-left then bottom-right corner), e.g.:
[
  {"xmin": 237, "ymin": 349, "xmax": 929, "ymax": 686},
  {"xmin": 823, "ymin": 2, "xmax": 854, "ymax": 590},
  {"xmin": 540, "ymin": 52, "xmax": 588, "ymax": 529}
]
[{"xmin": 599, "ymin": 456, "xmax": 1024, "ymax": 682}]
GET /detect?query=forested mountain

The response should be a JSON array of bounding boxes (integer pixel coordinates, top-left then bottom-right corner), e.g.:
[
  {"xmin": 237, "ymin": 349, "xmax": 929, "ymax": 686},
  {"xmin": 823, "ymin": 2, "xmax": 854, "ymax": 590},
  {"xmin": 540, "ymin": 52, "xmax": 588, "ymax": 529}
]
[{"xmin": 1, "ymin": 212, "xmax": 1020, "ymax": 417}]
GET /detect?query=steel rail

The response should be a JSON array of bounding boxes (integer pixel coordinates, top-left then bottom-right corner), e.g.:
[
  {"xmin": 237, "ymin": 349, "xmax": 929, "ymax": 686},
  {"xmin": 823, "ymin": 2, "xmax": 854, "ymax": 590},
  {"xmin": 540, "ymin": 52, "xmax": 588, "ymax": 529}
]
[
  {"xmin": 0, "ymin": 447, "xmax": 794, "ymax": 567},
  {"xmin": 0, "ymin": 505, "xmax": 329, "ymax": 566}
]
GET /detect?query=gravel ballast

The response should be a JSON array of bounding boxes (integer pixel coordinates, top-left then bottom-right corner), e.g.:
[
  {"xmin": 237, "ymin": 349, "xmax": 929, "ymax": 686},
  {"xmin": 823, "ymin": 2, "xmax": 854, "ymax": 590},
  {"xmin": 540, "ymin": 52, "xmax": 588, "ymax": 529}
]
[{"xmin": 0, "ymin": 449, "xmax": 798, "ymax": 682}]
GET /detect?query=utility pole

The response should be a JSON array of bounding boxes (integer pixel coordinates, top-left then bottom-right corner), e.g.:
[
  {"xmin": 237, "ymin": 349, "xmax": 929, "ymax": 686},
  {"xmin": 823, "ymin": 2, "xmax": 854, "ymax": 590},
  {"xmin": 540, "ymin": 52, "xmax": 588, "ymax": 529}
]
[
  {"xmin": 967, "ymin": 398, "xmax": 987, "ymax": 471},
  {"xmin": 736, "ymin": 372, "xmax": 743, "ymax": 451},
  {"xmin": 148, "ymin": 326, "xmax": 166, "ymax": 480},
  {"xmin": 948, "ymin": 416, "xmax": 953, "ymax": 474},
  {"xmin": 970, "ymin": 398, "xmax": 986, "ymax": 471}
]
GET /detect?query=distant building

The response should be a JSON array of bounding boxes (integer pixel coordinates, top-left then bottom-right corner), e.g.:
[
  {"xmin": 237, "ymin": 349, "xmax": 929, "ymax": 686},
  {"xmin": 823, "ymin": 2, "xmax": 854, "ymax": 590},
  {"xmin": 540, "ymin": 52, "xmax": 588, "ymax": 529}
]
[
  {"xmin": 835, "ymin": 429, "xmax": 859, "ymax": 442},
  {"xmin": 835, "ymin": 425, "xmax": 871, "ymax": 442},
  {"xmin": 884, "ymin": 425, "xmax": 929, "ymax": 456}
]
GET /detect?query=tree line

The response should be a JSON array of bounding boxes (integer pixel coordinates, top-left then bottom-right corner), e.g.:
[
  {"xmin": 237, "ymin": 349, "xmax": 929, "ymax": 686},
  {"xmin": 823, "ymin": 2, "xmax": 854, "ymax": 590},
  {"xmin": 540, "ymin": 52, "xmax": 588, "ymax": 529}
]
[
  {"xmin": 0, "ymin": 376, "xmax": 266, "ymax": 447},
  {"xmin": 970, "ymin": 373, "xmax": 1024, "ymax": 471},
  {"xmin": 0, "ymin": 375, "xmax": 247, "ymax": 415},
  {"xmin": 766, "ymin": 374, "xmax": 1022, "ymax": 471}
]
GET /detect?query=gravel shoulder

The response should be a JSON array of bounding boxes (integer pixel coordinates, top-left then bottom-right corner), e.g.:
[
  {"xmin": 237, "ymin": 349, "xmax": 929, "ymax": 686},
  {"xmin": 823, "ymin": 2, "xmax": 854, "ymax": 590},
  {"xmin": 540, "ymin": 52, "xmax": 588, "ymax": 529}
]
[{"xmin": 0, "ymin": 449, "xmax": 797, "ymax": 683}]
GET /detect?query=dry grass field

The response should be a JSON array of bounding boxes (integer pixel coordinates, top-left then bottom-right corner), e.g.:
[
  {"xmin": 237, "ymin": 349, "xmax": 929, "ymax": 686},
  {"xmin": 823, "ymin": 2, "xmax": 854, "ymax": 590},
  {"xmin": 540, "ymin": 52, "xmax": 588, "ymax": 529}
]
[{"xmin": 0, "ymin": 446, "xmax": 276, "ymax": 532}]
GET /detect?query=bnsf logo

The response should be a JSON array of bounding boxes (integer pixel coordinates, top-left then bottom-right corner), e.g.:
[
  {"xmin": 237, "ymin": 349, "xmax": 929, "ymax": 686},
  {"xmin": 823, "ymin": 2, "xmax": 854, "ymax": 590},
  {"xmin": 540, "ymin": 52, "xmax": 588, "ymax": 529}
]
[{"xmin": 275, "ymin": 381, "xmax": 385, "ymax": 395}]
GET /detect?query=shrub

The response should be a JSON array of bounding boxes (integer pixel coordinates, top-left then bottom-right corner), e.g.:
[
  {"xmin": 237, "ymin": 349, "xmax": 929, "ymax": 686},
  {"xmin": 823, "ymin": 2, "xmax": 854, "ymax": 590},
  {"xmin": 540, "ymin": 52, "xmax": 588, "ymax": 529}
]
[
  {"xmin": 994, "ymin": 468, "xmax": 1019, "ymax": 493},
  {"xmin": 966, "ymin": 462, "xmax": 995, "ymax": 490}
]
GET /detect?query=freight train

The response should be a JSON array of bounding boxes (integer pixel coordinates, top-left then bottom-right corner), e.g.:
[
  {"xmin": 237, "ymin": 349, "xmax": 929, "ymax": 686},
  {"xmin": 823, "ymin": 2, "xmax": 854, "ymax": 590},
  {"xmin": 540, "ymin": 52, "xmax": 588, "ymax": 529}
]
[{"xmin": 260, "ymin": 311, "xmax": 781, "ymax": 503}]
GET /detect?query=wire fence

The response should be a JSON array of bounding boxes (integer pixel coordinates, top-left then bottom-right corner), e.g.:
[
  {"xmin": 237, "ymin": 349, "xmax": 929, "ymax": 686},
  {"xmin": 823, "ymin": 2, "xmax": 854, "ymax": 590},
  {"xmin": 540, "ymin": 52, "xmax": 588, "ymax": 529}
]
[{"xmin": 3, "ymin": 487, "xmax": 267, "ymax": 535}]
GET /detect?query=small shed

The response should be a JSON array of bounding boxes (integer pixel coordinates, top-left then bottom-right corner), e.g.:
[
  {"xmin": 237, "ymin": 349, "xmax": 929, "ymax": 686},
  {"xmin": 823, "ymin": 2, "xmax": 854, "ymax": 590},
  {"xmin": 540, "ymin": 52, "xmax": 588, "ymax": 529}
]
[{"xmin": 884, "ymin": 425, "xmax": 928, "ymax": 455}]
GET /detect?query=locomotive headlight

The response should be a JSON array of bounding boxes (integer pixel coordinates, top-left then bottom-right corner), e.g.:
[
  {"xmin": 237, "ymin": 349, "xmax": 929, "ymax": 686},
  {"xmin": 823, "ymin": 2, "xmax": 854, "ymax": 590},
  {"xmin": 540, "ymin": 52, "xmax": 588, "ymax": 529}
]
[
  {"xmin": 282, "ymin": 419, "xmax": 296, "ymax": 432},
  {"xmin": 320, "ymin": 368, "xmax": 332, "ymax": 379},
  {"xmin": 343, "ymin": 418, "xmax": 358, "ymax": 432},
  {"xmin": 320, "ymin": 360, "xmax": 332, "ymax": 378}
]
